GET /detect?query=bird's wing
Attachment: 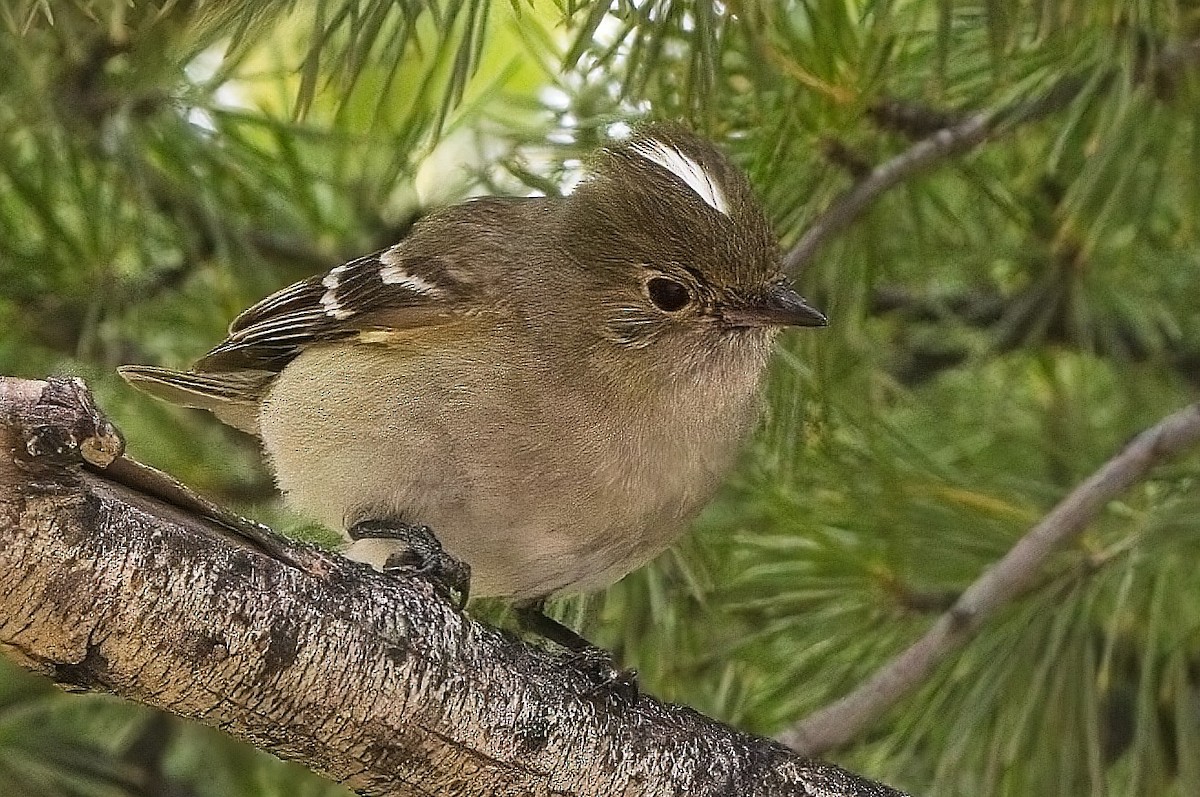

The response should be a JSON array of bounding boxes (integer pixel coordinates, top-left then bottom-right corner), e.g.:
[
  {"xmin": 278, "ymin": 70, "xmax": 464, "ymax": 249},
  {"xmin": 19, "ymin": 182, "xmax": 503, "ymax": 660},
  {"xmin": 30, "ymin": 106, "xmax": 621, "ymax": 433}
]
[
  {"xmin": 194, "ymin": 243, "xmax": 474, "ymax": 373},
  {"xmin": 115, "ymin": 366, "xmax": 272, "ymax": 433},
  {"xmin": 120, "ymin": 196, "xmax": 541, "ymax": 419},
  {"xmin": 119, "ymin": 241, "xmax": 476, "ymax": 428}
]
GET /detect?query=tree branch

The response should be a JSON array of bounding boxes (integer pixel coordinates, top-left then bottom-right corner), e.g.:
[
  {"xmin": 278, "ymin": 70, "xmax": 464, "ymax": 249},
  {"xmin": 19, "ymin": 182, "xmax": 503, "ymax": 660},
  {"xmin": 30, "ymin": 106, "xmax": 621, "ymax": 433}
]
[
  {"xmin": 0, "ymin": 376, "xmax": 905, "ymax": 797},
  {"xmin": 779, "ymin": 401, "xmax": 1200, "ymax": 756},
  {"xmin": 784, "ymin": 37, "xmax": 1200, "ymax": 275}
]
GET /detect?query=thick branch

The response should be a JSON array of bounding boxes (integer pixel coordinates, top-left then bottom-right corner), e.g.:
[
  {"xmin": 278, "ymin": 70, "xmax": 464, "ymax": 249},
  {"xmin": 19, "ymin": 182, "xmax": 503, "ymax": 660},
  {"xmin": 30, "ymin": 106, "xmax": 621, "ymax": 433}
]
[
  {"xmin": 779, "ymin": 401, "xmax": 1200, "ymax": 756},
  {"xmin": 0, "ymin": 377, "xmax": 904, "ymax": 797},
  {"xmin": 784, "ymin": 37, "xmax": 1200, "ymax": 275}
]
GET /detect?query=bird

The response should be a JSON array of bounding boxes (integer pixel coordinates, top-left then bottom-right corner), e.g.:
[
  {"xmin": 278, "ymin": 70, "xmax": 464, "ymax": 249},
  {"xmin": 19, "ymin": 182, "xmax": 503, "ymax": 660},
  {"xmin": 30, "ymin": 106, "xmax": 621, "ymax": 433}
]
[{"xmin": 120, "ymin": 122, "xmax": 826, "ymax": 636}]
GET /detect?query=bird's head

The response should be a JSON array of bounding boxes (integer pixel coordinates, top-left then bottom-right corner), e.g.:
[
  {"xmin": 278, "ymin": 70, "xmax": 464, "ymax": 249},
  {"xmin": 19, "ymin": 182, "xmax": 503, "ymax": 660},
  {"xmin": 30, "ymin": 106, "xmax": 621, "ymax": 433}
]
[{"xmin": 561, "ymin": 123, "xmax": 825, "ymax": 376}]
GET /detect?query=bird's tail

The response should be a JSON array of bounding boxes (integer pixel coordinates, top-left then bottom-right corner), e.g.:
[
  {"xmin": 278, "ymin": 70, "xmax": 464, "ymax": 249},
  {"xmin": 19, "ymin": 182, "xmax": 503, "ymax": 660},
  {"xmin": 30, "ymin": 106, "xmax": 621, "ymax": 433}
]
[{"xmin": 118, "ymin": 365, "xmax": 271, "ymax": 434}]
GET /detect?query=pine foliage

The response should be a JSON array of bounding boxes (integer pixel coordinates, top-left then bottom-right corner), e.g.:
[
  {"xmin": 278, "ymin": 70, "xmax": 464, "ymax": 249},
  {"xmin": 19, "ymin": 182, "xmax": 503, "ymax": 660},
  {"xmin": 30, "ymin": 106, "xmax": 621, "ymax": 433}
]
[{"xmin": 2, "ymin": 1, "xmax": 1199, "ymax": 794}]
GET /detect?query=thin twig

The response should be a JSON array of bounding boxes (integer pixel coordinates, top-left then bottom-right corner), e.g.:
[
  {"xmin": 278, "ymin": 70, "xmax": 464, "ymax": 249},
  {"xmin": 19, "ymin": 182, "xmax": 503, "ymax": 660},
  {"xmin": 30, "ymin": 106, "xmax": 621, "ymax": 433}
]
[
  {"xmin": 779, "ymin": 402, "xmax": 1200, "ymax": 756},
  {"xmin": 784, "ymin": 37, "xmax": 1200, "ymax": 275},
  {"xmin": 784, "ymin": 109, "xmax": 992, "ymax": 274}
]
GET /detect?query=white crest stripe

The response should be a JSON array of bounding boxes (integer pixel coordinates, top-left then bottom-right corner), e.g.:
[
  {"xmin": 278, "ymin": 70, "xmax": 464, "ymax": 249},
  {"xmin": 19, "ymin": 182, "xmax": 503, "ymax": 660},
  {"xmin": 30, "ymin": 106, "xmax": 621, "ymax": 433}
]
[{"xmin": 630, "ymin": 139, "xmax": 731, "ymax": 216}]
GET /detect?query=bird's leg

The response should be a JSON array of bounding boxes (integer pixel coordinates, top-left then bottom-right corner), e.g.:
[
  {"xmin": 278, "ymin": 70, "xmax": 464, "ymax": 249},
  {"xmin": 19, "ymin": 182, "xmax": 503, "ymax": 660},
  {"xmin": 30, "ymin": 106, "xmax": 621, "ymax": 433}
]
[
  {"xmin": 513, "ymin": 598, "xmax": 598, "ymax": 651},
  {"xmin": 513, "ymin": 598, "xmax": 638, "ymax": 701},
  {"xmin": 347, "ymin": 520, "xmax": 471, "ymax": 609}
]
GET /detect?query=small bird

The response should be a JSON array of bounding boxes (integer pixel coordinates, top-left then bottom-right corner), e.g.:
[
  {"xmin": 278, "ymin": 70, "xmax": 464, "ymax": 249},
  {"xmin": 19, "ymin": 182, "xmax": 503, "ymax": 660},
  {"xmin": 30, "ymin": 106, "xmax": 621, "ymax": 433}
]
[{"xmin": 120, "ymin": 123, "xmax": 825, "ymax": 623}]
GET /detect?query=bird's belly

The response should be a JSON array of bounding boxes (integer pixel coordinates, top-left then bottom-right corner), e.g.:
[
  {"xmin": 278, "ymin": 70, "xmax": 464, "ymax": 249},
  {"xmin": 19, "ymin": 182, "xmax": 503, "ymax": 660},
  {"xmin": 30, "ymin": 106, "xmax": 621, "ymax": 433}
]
[
  {"xmin": 350, "ymin": 519, "xmax": 677, "ymax": 600},
  {"xmin": 259, "ymin": 345, "xmax": 747, "ymax": 599},
  {"xmin": 313, "ymin": 441, "xmax": 715, "ymax": 599}
]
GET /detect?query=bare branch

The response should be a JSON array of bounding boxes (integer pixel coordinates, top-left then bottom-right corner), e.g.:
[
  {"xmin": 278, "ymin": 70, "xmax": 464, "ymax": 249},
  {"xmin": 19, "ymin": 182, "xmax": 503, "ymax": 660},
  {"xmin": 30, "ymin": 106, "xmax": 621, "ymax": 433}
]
[
  {"xmin": 0, "ymin": 376, "xmax": 905, "ymax": 797},
  {"xmin": 779, "ymin": 402, "xmax": 1200, "ymax": 756},
  {"xmin": 783, "ymin": 108, "xmax": 992, "ymax": 274},
  {"xmin": 784, "ymin": 37, "xmax": 1200, "ymax": 275}
]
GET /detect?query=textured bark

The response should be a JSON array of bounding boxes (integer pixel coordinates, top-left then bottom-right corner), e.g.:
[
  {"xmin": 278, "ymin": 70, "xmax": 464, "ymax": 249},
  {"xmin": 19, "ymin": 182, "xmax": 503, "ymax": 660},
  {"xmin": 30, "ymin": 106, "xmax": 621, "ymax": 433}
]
[{"xmin": 0, "ymin": 376, "xmax": 906, "ymax": 797}]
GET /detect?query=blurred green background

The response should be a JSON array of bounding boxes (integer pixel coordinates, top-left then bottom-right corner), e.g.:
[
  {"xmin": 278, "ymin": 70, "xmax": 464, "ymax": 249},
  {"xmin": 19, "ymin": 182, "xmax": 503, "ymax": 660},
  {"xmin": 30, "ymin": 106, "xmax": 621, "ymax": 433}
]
[{"xmin": 2, "ymin": 1, "xmax": 1200, "ymax": 795}]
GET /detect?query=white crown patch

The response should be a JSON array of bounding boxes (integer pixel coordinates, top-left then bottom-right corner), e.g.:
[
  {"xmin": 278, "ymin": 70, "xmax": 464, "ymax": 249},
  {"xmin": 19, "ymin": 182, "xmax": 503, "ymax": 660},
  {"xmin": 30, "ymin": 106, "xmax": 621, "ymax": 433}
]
[{"xmin": 630, "ymin": 139, "xmax": 731, "ymax": 217}]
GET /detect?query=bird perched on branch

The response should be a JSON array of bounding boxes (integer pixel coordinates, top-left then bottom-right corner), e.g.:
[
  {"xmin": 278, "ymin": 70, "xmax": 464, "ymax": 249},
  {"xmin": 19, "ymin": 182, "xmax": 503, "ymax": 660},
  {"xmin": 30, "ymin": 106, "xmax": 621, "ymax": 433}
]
[{"xmin": 121, "ymin": 122, "xmax": 825, "ymax": 652}]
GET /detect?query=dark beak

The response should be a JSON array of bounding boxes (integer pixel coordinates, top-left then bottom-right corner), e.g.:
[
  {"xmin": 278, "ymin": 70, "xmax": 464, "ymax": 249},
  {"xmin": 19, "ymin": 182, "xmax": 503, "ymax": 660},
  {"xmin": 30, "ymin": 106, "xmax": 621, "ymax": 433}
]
[{"xmin": 721, "ymin": 282, "xmax": 828, "ymax": 329}]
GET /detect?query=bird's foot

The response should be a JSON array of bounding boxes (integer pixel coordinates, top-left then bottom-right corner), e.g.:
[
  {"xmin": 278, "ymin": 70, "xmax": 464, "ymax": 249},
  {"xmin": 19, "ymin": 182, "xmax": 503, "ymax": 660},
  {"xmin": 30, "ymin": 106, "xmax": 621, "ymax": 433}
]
[
  {"xmin": 514, "ymin": 600, "xmax": 638, "ymax": 702},
  {"xmin": 567, "ymin": 647, "xmax": 639, "ymax": 703},
  {"xmin": 348, "ymin": 520, "xmax": 471, "ymax": 609}
]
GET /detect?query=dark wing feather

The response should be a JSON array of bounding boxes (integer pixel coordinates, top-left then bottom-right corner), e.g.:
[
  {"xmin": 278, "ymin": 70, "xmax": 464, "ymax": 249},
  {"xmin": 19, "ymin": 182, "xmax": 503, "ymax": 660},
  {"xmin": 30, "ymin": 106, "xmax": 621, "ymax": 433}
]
[{"xmin": 195, "ymin": 246, "xmax": 468, "ymax": 373}]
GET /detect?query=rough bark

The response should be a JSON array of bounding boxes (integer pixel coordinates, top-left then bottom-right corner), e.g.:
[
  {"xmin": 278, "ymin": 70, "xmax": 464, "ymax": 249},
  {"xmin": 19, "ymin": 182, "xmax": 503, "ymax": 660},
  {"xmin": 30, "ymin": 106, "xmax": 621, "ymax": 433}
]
[{"xmin": 0, "ymin": 376, "xmax": 906, "ymax": 797}]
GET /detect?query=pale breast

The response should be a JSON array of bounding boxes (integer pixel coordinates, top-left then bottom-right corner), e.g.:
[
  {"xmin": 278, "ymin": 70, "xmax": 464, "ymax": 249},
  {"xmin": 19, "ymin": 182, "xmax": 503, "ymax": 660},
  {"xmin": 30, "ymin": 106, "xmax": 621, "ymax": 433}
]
[{"xmin": 259, "ymin": 338, "xmax": 764, "ymax": 599}]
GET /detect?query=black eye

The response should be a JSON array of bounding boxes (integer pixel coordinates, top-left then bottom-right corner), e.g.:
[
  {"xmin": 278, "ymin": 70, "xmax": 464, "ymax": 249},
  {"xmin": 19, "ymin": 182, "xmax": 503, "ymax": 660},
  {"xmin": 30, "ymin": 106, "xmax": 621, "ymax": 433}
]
[{"xmin": 647, "ymin": 277, "xmax": 692, "ymax": 312}]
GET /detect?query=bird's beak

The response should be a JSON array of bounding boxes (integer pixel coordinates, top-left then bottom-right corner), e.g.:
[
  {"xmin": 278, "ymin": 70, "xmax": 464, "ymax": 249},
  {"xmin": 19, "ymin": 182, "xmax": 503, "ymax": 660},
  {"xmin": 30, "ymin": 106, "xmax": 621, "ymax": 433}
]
[{"xmin": 721, "ymin": 282, "xmax": 827, "ymax": 329}]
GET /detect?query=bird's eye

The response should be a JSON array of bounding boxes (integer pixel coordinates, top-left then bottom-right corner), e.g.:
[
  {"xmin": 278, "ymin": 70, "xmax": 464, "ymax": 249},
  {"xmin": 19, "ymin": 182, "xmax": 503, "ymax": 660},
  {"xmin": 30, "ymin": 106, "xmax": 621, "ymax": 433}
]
[{"xmin": 647, "ymin": 277, "xmax": 692, "ymax": 312}]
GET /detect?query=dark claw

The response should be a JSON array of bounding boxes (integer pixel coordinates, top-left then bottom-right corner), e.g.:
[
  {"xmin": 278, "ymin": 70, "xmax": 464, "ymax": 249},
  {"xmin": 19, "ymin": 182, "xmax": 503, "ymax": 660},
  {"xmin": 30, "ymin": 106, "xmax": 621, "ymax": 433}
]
[
  {"xmin": 349, "ymin": 520, "xmax": 471, "ymax": 609},
  {"xmin": 513, "ymin": 599, "xmax": 639, "ymax": 702},
  {"xmin": 568, "ymin": 647, "xmax": 639, "ymax": 704},
  {"xmin": 383, "ymin": 550, "xmax": 471, "ymax": 609}
]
